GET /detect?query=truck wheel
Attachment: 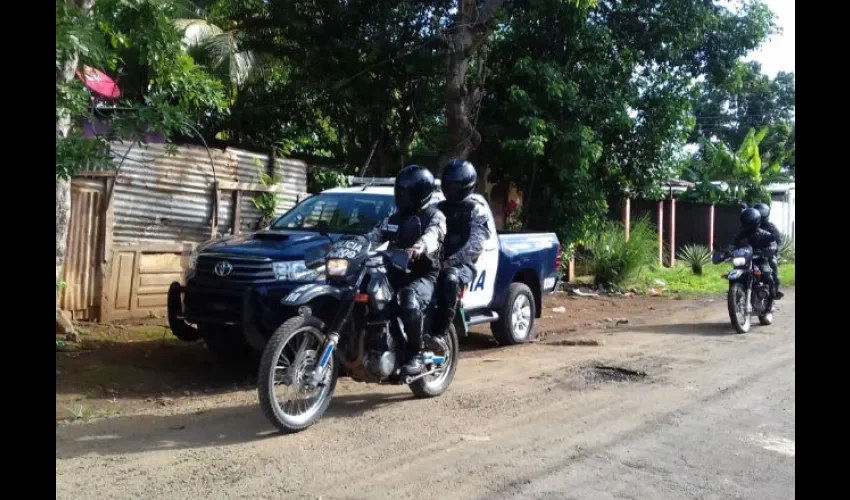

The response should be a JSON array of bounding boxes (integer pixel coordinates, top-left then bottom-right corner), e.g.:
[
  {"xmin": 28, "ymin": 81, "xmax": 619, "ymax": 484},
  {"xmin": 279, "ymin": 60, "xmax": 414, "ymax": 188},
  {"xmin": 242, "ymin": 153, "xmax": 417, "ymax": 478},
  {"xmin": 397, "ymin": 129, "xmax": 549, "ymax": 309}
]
[
  {"xmin": 201, "ymin": 326, "xmax": 258, "ymax": 364},
  {"xmin": 491, "ymin": 282, "xmax": 536, "ymax": 345}
]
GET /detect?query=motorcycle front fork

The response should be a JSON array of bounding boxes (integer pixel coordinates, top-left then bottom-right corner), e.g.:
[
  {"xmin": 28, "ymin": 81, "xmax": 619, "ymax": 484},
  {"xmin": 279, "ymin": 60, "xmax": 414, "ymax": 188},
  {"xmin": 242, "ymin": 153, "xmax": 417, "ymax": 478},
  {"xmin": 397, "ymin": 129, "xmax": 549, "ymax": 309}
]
[{"xmin": 305, "ymin": 331, "xmax": 339, "ymax": 388}]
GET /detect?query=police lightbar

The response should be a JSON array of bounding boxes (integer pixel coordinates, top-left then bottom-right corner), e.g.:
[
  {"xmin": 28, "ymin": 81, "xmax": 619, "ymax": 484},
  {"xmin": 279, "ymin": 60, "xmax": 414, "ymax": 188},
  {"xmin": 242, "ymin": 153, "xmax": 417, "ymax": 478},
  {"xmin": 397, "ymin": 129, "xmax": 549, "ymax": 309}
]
[{"xmin": 348, "ymin": 176, "xmax": 442, "ymax": 188}]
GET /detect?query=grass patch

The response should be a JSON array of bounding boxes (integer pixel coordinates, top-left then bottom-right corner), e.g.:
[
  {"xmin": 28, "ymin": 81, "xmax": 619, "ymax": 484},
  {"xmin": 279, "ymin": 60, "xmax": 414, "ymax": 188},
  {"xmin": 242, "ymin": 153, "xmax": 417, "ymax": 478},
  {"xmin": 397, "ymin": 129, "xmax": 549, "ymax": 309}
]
[{"xmin": 625, "ymin": 263, "xmax": 796, "ymax": 297}]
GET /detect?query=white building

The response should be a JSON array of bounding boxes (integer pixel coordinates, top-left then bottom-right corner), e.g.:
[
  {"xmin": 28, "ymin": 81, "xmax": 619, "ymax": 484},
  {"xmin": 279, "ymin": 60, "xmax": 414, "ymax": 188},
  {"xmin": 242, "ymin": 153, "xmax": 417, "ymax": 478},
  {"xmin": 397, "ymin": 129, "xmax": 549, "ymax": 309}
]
[{"xmin": 766, "ymin": 183, "xmax": 795, "ymax": 240}]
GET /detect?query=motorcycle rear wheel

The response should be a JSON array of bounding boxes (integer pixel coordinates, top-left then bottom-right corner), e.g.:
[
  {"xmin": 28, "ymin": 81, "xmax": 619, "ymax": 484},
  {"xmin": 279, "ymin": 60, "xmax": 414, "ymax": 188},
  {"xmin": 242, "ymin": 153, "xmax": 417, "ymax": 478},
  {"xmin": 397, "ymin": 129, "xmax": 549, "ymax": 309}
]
[
  {"xmin": 258, "ymin": 315, "xmax": 338, "ymax": 434},
  {"xmin": 409, "ymin": 324, "xmax": 459, "ymax": 398}
]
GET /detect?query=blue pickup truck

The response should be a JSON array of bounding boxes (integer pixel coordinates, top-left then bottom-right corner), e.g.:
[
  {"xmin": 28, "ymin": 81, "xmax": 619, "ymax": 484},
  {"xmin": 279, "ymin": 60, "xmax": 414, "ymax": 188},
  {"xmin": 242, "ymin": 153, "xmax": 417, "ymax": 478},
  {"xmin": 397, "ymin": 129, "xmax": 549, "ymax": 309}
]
[{"xmin": 167, "ymin": 179, "xmax": 562, "ymax": 358}]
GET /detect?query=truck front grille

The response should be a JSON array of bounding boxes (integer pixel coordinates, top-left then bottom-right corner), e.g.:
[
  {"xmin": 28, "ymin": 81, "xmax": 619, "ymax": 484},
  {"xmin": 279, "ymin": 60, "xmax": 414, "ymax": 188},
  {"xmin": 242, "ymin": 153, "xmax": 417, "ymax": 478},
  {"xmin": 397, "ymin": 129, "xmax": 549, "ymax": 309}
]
[{"xmin": 196, "ymin": 253, "xmax": 276, "ymax": 283}]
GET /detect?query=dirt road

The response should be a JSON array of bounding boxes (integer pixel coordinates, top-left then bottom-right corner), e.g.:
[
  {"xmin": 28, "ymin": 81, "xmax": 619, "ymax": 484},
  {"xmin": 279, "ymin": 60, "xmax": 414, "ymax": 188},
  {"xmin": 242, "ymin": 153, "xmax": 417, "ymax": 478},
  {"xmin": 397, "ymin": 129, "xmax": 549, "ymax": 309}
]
[{"xmin": 56, "ymin": 291, "xmax": 794, "ymax": 500}]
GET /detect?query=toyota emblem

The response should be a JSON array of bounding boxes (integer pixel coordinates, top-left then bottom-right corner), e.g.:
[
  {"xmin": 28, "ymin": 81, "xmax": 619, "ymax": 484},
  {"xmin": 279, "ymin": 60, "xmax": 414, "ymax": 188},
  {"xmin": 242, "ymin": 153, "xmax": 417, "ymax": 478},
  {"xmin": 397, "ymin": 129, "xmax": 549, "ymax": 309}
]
[{"xmin": 214, "ymin": 260, "xmax": 233, "ymax": 277}]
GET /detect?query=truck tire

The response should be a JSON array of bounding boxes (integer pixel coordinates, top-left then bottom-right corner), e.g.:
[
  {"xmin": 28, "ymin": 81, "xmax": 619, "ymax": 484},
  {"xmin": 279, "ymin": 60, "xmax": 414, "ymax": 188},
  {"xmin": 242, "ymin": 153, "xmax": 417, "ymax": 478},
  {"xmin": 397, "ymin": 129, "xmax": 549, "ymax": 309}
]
[{"xmin": 491, "ymin": 282, "xmax": 536, "ymax": 345}]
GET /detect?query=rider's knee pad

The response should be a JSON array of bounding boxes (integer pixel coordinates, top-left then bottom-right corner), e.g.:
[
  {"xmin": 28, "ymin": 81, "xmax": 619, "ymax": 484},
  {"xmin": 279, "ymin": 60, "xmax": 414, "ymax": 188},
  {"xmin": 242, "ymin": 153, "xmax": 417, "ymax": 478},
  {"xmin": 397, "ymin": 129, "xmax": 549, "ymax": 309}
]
[
  {"xmin": 398, "ymin": 288, "xmax": 421, "ymax": 313},
  {"xmin": 438, "ymin": 268, "xmax": 462, "ymax": 296}
]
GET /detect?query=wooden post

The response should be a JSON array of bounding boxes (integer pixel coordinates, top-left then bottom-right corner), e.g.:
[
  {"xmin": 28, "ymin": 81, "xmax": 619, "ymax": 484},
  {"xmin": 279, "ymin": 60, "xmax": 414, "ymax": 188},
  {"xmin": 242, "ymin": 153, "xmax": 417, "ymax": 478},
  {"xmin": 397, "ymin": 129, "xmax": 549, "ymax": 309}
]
[
  {"xmin": 623, "ymin": 198, "xmax": 631, "ymax": 241},
  {"xmin": 211, "ymin": 181, "xmax": 220, "ymax": 238},
  {"xmin": 708, "ymin": 204, "xmax": 715, "ymax": 250},
  {"xmin": 568, "ymin": 257, "xmax": 576, "ymax": 284},
  {"xmin": 232, "ymin": 189, "xmax": 243, "ymax": 235},
  {"xmin": 669, "ymin": 197, "xmax": 676, "ymax": 267},
  {"xmin": 657, "ymin": 200, "xmax": 664, "ymax": 266}
]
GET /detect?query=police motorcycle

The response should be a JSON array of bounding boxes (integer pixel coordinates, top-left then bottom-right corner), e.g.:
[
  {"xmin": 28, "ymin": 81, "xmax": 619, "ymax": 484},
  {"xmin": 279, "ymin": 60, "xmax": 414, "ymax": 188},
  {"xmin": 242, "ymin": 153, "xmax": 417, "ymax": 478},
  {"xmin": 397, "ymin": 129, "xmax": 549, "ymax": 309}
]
[
  {"xmin": 712, "ymin": 241, "xmax": 779, "ymax": 334},
  {"xmin": 257, "ymin": 234, "xmax": 461, "ymax": 433}
]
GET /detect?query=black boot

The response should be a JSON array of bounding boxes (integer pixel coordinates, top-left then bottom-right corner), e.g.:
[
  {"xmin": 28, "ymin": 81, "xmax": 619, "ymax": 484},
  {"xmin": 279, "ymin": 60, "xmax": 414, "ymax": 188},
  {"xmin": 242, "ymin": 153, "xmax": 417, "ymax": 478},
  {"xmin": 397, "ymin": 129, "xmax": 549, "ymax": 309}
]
[
  {"xmin": 403, "ymin": 316, "xmax": 425, "ymax": 376},
  {"xmin": 403, "ymin": 349, "xmax": 425, "ymax": 376},
  {"xmin": 775, "ymin": 290, "xmax": 784, "ymax": 300},
  {"xmin": 425, "ymin": 334, "xmax": 449, "ymax": 356}
]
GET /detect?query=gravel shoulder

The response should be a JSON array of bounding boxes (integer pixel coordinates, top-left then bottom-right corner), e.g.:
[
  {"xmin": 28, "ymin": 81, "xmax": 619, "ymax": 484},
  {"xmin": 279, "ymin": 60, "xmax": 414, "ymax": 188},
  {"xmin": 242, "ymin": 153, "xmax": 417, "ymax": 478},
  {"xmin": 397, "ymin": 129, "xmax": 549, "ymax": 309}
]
[{"xmin": 56, "ymin": 290, "xmax": 794, "ymax": 500}]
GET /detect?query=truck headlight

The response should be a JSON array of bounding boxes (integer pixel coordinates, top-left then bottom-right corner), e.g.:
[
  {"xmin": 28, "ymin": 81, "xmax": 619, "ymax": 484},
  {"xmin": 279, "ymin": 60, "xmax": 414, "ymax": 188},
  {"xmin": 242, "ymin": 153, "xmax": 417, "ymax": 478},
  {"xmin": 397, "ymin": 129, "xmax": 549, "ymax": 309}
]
[
  {"xmin": 184, "ymin": 249, "xmax": 200, "ymax": 280},
  {"xmin": 273, "ymin": 261, "xmax": 324, "ymax": 281},
  {"xmin": 326, "ymin": 259, "xmax": 348, "ymax": 276},
  {"xmin": 188, "ymin": 249, "xmax": 199, "ymax": 269},
  {"xmin": 732, "ymin": 257, "xmax": 746, "ymax": 267}
]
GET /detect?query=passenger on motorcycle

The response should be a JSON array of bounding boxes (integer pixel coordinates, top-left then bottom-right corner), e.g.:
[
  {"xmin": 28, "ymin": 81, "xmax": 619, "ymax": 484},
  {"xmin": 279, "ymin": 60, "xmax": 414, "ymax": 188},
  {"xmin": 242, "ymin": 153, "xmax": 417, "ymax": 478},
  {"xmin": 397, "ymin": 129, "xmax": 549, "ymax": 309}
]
[
  {"xmin": 432, "ymin": 159, "xmax": 494, "ymax": 338},
  {"xmin": 364, "ymin": 165, "xmax": 446, "ymax": 376},
  {"xmin": 753, "ymin": 202, "xmax": 784, "ymax": 300},
  {"xmin": 733, "ymin": 207, "xmax": 780, "ymax": 300}
]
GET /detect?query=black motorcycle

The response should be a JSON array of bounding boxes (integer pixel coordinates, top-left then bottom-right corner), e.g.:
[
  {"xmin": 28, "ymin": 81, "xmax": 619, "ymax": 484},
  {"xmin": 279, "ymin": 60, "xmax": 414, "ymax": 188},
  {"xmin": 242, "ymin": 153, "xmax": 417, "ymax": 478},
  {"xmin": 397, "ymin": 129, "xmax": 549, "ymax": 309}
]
[
  {"xmin": 257, "ymin": 234, "xmax": 460, "ymax": 433},
  {"xmin": 713, "ymin": 243, "xmax": 778, "ymax": 334}
]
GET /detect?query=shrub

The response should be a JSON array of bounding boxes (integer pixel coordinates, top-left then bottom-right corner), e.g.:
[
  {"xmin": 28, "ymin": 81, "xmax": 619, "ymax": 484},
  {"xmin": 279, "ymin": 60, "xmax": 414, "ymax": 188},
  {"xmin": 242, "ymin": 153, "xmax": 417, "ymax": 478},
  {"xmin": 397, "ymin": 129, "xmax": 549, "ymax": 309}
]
[
  {"xmin": 677, "ymin": 244, "xmax": 712, "ymax": 275},
  {"xmin": 585, "ymin": 217, "xmax": 657, "ymax": 288},
  {"xmin": 778, "ymin": 232, "xmax": 795, "ymax": 263}
]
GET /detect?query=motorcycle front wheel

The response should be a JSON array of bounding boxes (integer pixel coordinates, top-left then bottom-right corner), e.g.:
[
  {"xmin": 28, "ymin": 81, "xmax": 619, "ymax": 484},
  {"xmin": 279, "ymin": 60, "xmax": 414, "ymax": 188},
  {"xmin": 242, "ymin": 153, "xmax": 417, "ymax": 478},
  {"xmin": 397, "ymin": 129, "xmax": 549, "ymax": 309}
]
[
  {"xmin": 727, "ymin": 283, "xmax": 751, "ymax": 334},
  {"xmin": 258, "ymin": 315, "xmax": 338, "ymax": 434}
]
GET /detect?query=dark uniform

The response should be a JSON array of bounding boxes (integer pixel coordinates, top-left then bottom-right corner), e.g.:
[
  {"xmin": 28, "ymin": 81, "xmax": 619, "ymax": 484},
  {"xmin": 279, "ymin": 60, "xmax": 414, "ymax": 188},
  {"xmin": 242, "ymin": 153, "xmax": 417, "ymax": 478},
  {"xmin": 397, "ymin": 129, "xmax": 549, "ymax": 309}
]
[
  {"xmin": 365, "ymin": 165, "xmax": 446, "ymax": 375},
  {"xmin": 733, "ymin": 208, "xmax": 780, "ymax": 301},
  {"xmin": 753, "ymin": 203, "xmax": 784, "ymax": 299},
  {"xmin": 433, "ymin": 159, "xmax": 492, "ymax": 337}
]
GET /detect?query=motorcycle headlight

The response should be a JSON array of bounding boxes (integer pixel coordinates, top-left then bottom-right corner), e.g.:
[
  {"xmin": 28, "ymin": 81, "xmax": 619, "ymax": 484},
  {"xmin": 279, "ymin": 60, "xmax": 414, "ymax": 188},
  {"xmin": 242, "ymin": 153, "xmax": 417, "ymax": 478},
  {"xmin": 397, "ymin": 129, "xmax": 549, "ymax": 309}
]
[
  {"xmin": 732, "ymin": 257, "xmax": 746, "ymax": 267},
  {"xmin": 273, "ymin": 260, "xmax": 325, "ymax": 281},
  {"xmin": 326, "ymin": 259, "xmax": 349, "ymax": 276}
]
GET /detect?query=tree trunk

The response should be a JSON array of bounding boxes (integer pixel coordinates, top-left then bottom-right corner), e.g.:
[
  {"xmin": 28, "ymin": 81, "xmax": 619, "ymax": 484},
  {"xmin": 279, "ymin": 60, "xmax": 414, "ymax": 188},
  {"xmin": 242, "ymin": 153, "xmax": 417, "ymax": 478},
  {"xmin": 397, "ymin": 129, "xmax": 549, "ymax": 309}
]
[
  {"xmin": 56, "ymin": 0, "xmax": 94, "ymax": 336},
  {"xmin": 439, "ymin": 0, "xmax": 505, "ymax": 174}
]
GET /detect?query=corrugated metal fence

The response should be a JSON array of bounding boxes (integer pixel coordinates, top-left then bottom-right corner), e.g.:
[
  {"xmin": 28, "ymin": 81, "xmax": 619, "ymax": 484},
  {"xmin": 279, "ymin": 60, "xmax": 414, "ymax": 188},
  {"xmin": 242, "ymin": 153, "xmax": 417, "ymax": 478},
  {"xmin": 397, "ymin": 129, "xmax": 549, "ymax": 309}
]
[
  {"xmin": 62, "ymin": 142, "xmax": 308, "ymax": 321},
  {"xmin": 109, "ymin": 143, "xmax": 306, "ymax": 246}
]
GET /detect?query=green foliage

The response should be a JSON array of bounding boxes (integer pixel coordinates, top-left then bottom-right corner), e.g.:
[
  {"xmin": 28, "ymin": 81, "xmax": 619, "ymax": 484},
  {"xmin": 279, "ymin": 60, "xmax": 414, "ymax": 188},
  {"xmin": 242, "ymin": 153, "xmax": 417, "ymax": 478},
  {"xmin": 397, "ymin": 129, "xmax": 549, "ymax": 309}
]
[
  {"xmin": 56, "ymin": 0, "xmax": 229, "ymax": 180},
  {"xmin": 778, "ymin": 232, "xmax": 795, "ymax": 263},
  {"xmin": 229, "ymin": 0, "xmax": 449, "ymax": 173},
  {"xmin": 480, "ymin": 0, "xmax": 775, "ymax": 244},
  {"xmin": 250, "ymin": 159, "xmax": 282, "ymax": 223},
  {"xmin": 680, "ymin": 125, "xmax": 789, "ymax": 205},
  {"xmin": 677, "ymin": 244, "xmax": 712, "ymax": 276},
  {"xmin": 585, "ymin": 218, "xmax": 657, "ymax": 287},
  {"xmin": 307, "ymin": 170, "xmax": 349, "ymax": 194},
  {"xmin": 690, "ymin": 61, "xmax": 795, "ymax": 173},
  {"xmin": 506, "ymin": 205, "xmax": 524, "ymax": 230}
]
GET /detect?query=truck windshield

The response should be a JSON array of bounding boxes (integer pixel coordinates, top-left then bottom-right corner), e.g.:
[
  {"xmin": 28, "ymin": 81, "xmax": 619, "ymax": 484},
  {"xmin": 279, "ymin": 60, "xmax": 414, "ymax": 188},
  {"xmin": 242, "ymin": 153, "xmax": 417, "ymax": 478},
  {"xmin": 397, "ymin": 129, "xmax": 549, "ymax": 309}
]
[{"xmin": 270, "ymin": 193, "xmax": 396, "ymax": 233}]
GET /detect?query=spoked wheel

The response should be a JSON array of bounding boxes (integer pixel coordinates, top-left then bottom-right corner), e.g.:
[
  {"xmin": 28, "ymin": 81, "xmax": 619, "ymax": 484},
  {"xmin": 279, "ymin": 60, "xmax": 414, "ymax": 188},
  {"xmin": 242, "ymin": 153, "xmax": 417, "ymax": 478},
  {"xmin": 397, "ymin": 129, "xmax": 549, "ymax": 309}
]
[
  {"xmin": 257, "ymin": 315, "xmax": 338, "ymax": 434},
  {"xmin": 727, "ymin": 283, "xmax": 751, "ymax": 334},
  {"xmin": 409, "ymin": 325, "xmax": 459, "ymax": 398}
]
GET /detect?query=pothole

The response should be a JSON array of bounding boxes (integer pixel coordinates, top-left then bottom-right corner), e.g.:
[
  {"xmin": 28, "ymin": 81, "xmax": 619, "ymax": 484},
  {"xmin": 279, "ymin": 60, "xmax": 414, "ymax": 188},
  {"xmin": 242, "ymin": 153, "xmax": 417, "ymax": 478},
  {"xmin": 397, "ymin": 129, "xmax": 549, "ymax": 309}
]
[{"xmin": 582, "ymin": 364, "xmax": 647, "ymax": 383}]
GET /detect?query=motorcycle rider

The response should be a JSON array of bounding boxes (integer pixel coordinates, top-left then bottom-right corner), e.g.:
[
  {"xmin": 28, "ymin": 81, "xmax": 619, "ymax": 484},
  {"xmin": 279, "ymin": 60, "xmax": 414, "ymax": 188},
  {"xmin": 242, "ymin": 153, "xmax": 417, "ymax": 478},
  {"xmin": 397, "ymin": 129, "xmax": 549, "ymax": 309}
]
[
  {"xmin": 752, "ymin": 202, "xmax": 784, "ymax": 300},
  {"xmin": 432, "ymin": 159, "xmax": 494, "ymax": 339},
  {"xmin": 365, "ymin": 164, "xmax": 446, "ymax": 376},
  {"xmin": 733, "ymin": 207, "xmax": 780, "ymax": 302}
]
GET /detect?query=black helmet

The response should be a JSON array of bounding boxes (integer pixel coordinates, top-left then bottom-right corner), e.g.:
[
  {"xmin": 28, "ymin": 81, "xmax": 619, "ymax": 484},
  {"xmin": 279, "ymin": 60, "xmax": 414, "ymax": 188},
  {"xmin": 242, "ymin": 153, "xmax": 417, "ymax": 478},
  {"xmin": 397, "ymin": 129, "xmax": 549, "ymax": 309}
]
[
  {"xmin": 740, "ymin": 207, "xmax": 761, "ymax": 230},
  {"xmin": 753, "ymin": 202, "xmax": 770, "ymax": 222},
  {"xmin": 441, "ymin": 158, "xmax": 477, "ymax": 204},
  {"xmin": 394, "ymin": 164, "xmax": 435, "ymax": 214}
]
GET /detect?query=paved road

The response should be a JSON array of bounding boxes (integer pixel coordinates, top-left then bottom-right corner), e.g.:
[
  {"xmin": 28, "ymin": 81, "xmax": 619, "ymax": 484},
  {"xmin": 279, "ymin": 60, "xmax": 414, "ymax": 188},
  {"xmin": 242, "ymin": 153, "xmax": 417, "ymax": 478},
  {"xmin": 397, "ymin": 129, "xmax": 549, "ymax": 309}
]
[{"xmin": 56, "ymin": 292, "xmax": 794, "ymax": 500}]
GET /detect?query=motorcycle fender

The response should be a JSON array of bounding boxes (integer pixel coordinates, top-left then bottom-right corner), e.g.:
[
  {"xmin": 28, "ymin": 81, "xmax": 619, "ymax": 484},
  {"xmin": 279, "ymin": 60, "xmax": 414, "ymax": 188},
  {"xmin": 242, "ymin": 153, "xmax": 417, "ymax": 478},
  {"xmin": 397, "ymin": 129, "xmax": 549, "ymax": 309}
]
[
  {"xmin": 281, "ymin": 284, "xmax": 342, "ymax": 306},
  {"xmin": 727, "ymin": 270, "xmax": 744, "ymax": 280}
]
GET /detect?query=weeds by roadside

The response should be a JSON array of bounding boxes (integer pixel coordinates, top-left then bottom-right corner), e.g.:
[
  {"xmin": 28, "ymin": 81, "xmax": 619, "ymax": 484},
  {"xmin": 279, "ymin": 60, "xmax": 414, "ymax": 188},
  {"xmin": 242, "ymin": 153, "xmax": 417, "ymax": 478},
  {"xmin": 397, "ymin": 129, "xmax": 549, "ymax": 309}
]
[
  {"xmin": 625, "ymin": 263, "xmax": 796, "ymax": 297},
  {"xmin": 585, "ymin": 217, "xmax": 657, "ymax": 288}
]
